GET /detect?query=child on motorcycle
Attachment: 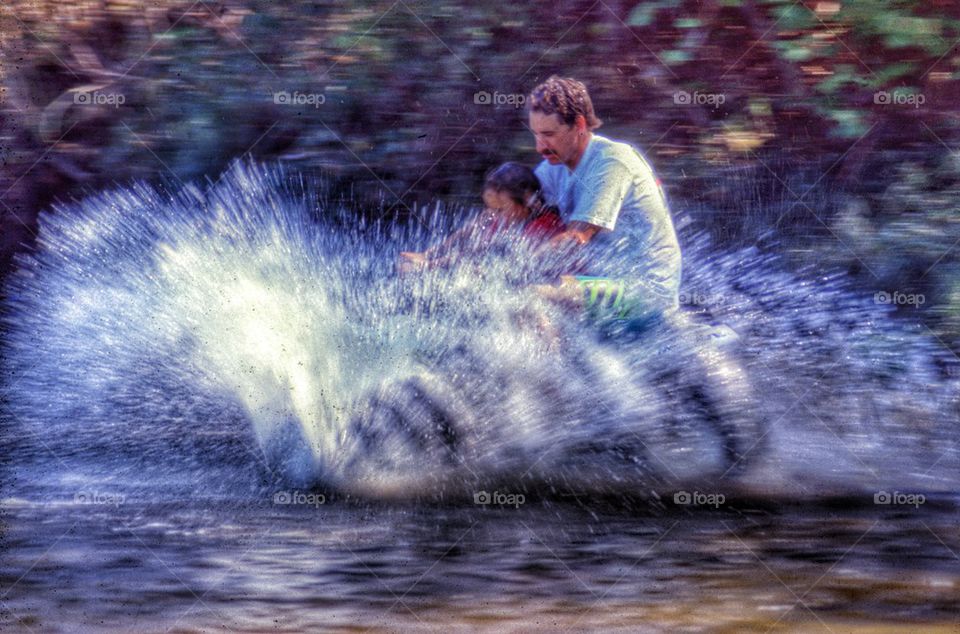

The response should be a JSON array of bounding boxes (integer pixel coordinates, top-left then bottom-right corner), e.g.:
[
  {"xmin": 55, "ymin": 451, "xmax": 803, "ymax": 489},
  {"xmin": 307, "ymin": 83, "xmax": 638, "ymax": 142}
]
[{"xmin": 398, "ymin": 162, "xmax": 565, "ymax": 273}]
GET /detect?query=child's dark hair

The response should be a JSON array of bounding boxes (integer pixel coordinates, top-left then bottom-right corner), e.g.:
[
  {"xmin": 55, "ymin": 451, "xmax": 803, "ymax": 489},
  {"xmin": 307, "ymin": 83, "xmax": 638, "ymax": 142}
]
[{"xmin": 483, "ymin": 162, "xmax": 545, "ymax": 211}]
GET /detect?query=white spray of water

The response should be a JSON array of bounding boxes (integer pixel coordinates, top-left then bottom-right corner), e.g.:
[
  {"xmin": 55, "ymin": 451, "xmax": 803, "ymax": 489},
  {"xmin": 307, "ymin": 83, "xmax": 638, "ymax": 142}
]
[{"xmin": 4, "ymin": 160, "xmax": 958, "ymax": 501}]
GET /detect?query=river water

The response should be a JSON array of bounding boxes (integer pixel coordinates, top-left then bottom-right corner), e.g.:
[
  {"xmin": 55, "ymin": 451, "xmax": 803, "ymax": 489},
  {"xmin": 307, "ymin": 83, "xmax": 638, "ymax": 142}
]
[{"xmin": 2, "ymin": 486, "xmax": 958, "ymax": 632}]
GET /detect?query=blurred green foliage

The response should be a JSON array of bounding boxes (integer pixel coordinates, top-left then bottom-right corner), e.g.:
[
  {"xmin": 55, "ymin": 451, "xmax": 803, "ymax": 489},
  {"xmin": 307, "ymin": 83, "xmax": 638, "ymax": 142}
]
[{"xmin": 827, "ymin": 154, "xmax": 960, "ymax": 346}]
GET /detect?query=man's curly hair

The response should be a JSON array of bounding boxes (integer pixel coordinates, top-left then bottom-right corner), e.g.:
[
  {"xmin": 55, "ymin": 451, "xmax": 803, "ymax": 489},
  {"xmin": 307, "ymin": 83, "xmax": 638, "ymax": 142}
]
[{"xmin": 527, "ymin": 76, "xmax": 602, "ymax": 130}]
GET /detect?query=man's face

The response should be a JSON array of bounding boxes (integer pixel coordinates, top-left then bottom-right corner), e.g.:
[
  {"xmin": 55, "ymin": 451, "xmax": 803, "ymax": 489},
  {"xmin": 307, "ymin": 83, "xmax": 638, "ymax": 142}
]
[{"xmin": 529, "ymin": 110, "xmax": 582, "ymax": 168}]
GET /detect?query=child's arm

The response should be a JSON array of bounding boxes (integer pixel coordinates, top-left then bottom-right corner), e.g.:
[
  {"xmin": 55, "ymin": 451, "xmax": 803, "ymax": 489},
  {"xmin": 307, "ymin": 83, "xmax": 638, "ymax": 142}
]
[
  {"xmin": 398, "ymin": 214, "xmax": 489, "ymax": 274},
  {"xmin": 398, "ymin": 250, "xmax": 430, "ymax": 274}
]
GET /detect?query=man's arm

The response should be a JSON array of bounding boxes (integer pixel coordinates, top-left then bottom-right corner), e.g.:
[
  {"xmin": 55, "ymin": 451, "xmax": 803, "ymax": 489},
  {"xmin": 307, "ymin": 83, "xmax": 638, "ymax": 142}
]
[{"xmin": 546, "ymin": 157, "xmax": 634, "ymax": 250}]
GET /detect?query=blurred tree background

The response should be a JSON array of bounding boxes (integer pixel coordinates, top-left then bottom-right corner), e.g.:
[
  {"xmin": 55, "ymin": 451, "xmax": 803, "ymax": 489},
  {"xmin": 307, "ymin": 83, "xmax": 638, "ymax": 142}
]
[{"xmin": 2, "ymin": 0, "xmax": 960, "ymax": 347}]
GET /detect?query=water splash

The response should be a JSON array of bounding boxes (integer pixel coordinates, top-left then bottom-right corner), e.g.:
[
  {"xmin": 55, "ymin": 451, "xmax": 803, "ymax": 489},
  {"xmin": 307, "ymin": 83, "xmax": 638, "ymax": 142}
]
[{"xmin": 4, "ymin": 160, "xmax": 957, "ymax": 501}]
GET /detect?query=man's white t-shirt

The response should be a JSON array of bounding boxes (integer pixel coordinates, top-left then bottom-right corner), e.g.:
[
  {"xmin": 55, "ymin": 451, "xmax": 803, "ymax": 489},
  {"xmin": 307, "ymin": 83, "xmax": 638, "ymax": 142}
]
[{"xmin": 535, "ymin": 134, "xmax": 682, "ymax": 316}]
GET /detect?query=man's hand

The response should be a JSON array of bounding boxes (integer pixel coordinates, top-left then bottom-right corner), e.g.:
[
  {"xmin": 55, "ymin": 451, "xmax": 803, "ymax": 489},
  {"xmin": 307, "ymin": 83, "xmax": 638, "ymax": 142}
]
[{"xmin": 547, "ymin": 221, "xmax": 602, "ymax": 249}]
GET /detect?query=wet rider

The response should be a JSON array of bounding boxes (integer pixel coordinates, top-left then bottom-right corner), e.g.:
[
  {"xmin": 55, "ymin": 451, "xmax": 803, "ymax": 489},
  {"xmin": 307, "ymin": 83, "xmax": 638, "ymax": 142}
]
[{"xmin": 527, "ymin": 75, "xmax": 682, "ymax": 328}]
